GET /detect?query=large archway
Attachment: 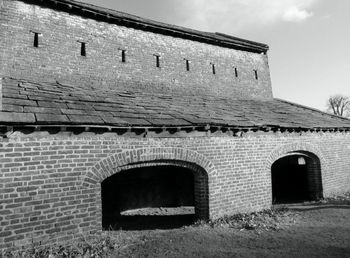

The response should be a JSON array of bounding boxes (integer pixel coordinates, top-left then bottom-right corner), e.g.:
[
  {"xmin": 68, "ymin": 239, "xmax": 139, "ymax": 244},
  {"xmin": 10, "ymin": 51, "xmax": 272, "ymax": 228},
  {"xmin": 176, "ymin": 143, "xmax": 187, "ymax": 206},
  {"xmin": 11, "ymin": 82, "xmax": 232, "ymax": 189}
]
[
  {"xmin": 101, "ymin": 163, "xmax": 207, "ymax": 230},
  {"xmin": 271, "ymin": 152, "xmax": 323, "ymax": 204},
  {"xmin": 101, "ymin": 161, "xmax": 209, "ymax": 230},
  {"xmin": 82, "ymin": 147, "xmax": 216, "ymax": 231}
]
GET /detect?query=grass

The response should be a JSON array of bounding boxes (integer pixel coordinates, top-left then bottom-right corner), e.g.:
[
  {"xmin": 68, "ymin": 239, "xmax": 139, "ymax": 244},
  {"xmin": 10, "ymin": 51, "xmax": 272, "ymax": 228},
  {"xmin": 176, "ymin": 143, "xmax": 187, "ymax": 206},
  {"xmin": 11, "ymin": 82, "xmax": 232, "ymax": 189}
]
[
  {"xmin": 205, "ymin": 207, "xmax": 294, "ymax": 231},
  {"xmin": 2, "ymin": 232, "xmax": 135, "ymax": 258}
]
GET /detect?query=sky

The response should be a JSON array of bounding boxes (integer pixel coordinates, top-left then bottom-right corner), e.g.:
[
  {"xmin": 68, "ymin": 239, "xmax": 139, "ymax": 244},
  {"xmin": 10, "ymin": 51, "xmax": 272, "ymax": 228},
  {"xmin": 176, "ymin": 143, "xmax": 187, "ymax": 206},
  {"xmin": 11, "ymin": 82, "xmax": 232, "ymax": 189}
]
[{"xmin": 81, "ymin": 0, "xmax": 350, "ymax": 111}]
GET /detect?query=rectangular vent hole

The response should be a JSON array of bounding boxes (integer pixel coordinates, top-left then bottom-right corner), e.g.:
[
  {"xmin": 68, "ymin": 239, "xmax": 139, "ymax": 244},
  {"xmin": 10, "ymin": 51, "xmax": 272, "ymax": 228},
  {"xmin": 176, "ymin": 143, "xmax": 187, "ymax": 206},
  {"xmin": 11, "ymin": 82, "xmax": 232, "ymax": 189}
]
[
  {"xmin": 121, "ymin": 50, "xmax": 126, "ymax": 63},
  {"xmin": 78, "ymin": 41, "xmax": 86, "ymax": 57},
  {"xmin": 154, "ymin": 54, "xmax": 160, "ymax": 68},
  {"xmin": 30, "ymin": 31, "xmax": 40, "ymax": 48},
  {"xmin": 185, "ymin": 59, "xmax": 190, "ymax": 71}
]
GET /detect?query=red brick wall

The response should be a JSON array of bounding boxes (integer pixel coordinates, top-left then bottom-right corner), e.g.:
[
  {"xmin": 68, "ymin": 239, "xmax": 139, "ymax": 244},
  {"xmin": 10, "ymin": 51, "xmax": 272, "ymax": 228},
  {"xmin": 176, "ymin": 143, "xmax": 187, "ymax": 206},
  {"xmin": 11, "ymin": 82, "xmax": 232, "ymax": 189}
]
[
  {"xmin": 1, "ymin": 0, "xmax": 350, "ymax": 252},
  {"xmin": 0, "ymin": 0, "xmax": 272, "ymax": 99},
  {"xmin": 1, "ymin": 130, "xmax": 350, "ymax": 249}
]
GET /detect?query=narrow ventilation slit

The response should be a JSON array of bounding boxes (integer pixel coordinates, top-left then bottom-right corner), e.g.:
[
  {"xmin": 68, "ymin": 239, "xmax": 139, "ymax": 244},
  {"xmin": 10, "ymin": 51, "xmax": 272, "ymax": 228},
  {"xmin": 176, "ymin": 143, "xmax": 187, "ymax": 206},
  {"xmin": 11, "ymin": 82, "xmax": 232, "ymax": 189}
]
[
  {"xmin": 30, "ymin": 31, "xmax": 40, "ymax": 48},
  {"xmin": 185, "ymin": 59, "xmax": 190, "ymax": 71},
  {"xmin": 34, "ymin": 33, "xmax": 39, "ymax": 48},
  {"xmin": 78, "ymin": 41, "xmax": 86, "ymax": 57},
  {"xmin": 234, "ymin": 67, "xmax": 238, "ymax": 78},
  {"xmin": 211, "ymin": 63, "xmax": 216, "ymax": 75},
  {"xmin": 254, "ymin": 69, "xmax": 258, "ymax": 80},
  {"xmin": 121, "ymin": 49, "xmax": 126, "ymax": 63},
  {"xmin": 154, "ymin": 54, "xmax": 160, "ymax": 68}
]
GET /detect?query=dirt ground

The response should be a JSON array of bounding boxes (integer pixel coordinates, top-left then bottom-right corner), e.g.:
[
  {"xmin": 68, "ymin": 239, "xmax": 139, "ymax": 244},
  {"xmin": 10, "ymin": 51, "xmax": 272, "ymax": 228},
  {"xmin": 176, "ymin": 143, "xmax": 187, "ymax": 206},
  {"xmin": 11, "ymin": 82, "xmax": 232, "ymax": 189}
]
[
  {"xmin": 114, "ymin": 202, "xmax": 350, "ymax": 257},
  {"xmin": 4, "ymin": 195, "xmax": 350, "ymax": 257}
]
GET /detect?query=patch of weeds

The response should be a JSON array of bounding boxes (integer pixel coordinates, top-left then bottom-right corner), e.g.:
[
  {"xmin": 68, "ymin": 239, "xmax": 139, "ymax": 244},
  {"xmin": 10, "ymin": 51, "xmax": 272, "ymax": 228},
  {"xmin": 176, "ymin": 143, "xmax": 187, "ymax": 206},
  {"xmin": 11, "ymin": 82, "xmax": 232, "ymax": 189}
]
[
  {"xmin": 200, "ymin": 207, "xmax": 296, "ymax": 231},
  {"xmin": 2, "ymin": 232, "xmax": 137, "ymax": 258},
  {"xmin": 319, "ymin": 192, "xmax": 350, "ymax": 205}
]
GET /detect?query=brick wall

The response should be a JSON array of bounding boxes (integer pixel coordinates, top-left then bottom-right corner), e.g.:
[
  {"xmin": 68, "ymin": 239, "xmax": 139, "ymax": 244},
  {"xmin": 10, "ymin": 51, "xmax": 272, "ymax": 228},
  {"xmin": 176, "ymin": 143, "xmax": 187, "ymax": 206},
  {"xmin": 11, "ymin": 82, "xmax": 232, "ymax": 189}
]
[
  {"xmin": 0, "ymin": 0, "xmax": 272, "ymax": 99},
  {"xmin": 1, "ymin": 130, "xmax": 350, "ymax": 249},
  {"xmin": 1, "ymin": 0, "xmax": 350, "ymax": 252}
]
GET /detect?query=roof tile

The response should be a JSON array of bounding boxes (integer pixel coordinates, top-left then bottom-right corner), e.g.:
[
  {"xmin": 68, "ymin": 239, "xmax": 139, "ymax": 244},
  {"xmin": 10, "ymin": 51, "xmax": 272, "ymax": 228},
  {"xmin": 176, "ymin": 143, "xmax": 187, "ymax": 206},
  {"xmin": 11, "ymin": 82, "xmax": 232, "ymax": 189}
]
[
  {"xmin": 0, "ymin": 112, "xmax": 36, "ymax": 123},
  {"xmin": 24, "ymin": 106, "xmax": 62, "ymax": 114},
  {"xmin": 35, "ymin": 113, "xmax": 70, "ymax": 123},
  {"xmin": 67, "ymin": 115, "xmax": 104, "ymax": 124},
  {"xmin": 1, "ymin": 77, "xmax": 350, "ymax": 129},
  {"xmin": 37, "ymin": 101, "xmax": 68, "ymax": 109},
  {"xmin": 2, "ymin": 98, "xmax": 37, "ymax": 107}
]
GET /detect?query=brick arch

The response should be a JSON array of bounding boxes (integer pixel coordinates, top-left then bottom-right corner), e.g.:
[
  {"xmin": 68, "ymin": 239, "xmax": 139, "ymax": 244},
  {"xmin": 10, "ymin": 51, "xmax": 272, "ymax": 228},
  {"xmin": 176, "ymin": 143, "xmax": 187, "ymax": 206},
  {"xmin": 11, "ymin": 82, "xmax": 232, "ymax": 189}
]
[
  {"xmin": 266, "ymin": 142, "xmax": 326, "ymax": 170},
  {"xmin": 83, "ymin": 147, "xmax": 215, "ymax": 221},
  {"xmin": 82, "ymin": 147, "xmax": 216, "ymax": 186},
  {"xmin": 267, "ymin": 142, "xmax": 325, "ymax": 201}
]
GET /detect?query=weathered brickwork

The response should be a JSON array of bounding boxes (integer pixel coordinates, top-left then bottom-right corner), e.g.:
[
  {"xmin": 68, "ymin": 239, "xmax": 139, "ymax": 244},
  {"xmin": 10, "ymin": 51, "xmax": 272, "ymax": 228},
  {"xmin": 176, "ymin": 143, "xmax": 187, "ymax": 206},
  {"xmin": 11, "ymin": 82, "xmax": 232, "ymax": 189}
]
[
  {"xmin": 0, "ymin": 0, "xmax": 272, "ymax": 99},
  {"xmin": 1, "ymin": 0, "xmax": 350, "ymax": 252},
  {"xmin": 1, "ymin": 130, "xmax": 350, "ymax": 249}
]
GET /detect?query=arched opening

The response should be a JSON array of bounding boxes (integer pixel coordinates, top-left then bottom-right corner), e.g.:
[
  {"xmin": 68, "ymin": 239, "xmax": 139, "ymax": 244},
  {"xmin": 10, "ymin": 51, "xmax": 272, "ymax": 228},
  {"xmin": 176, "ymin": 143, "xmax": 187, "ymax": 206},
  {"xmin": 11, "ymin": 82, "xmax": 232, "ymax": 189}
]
[
  {"xmin": 101, "ymin": 164, "xmax": 208, "ymax": 230},
  {"xmin": 271, "ymin": 152, "xmax": 323, "ymax": 204}
]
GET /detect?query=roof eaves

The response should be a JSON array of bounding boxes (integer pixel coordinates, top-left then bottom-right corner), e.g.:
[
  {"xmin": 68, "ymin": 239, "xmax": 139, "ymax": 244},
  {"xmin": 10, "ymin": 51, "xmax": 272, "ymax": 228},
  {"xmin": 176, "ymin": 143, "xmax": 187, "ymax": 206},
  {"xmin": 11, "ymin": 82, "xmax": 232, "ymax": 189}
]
[
  {"xmin": 1, "ymin": 121, "xmax": 350, "ymax": 132},
  {"xmin": 274, "ymin": 98, "xmax": 350, "ymax": 122}
]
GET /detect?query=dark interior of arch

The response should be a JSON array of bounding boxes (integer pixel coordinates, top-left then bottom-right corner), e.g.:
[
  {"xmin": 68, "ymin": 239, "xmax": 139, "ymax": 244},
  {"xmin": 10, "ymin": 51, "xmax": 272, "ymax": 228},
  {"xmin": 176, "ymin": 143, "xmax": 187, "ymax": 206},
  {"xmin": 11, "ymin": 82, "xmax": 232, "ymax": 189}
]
[
  {"xmin": 102, "ymin": 165, "xmax": 200, "ymax": 230},
  {"xmin": 271, "ymin": 154, "xmax": 323, "ymax": 204}
]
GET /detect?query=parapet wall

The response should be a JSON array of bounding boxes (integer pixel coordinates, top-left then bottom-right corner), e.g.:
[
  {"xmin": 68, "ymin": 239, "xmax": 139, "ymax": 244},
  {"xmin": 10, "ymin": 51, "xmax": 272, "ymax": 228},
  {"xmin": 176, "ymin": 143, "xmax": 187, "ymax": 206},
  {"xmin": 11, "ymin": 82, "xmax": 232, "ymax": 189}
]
[{"xmin": 0, "ymin": 0, "xmax": 273, "ymax": 99}]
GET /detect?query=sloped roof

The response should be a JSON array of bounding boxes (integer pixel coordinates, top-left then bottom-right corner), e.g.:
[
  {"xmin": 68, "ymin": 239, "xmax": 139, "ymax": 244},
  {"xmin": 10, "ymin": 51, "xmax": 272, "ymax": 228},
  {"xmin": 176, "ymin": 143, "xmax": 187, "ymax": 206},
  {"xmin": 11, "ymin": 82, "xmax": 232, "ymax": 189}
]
[
  {"xmin": 19, "ymin": 0, "xmax": 268, "ymax": 54},
  {"xmin": 1, "ymin": 77, "xmax": 350, "ymax": 130}
]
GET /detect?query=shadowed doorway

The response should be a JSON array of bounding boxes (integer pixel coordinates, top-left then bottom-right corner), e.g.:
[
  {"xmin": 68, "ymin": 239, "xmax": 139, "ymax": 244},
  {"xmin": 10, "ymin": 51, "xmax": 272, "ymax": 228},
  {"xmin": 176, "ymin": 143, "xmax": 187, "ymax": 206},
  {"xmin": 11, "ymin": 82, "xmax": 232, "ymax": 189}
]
[
  {"xmin": 271, "ymin": 153, "xmax": 323, "ymax": 204},
  {"xmin": 101, "ymin": 164, "xmax": 208, "ymax": 230}
]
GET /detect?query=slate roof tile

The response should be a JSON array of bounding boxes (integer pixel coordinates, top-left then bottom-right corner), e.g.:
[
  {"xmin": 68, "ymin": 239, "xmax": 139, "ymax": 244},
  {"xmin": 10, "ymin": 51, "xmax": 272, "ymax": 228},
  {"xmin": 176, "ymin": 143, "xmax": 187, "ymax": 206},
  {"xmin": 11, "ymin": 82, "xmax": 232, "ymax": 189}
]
[
  {"xmin": 120, "ymin": 118, "xmax": 152, "ymax": 126},
  {"xmin": 145, "ymin": 118, "xmax": 192, "ymax": 126},
  {"xmin": 61, "ymin": 109, "xmax": 89, "ymax": 115},
  {"xmin": 37, "ymin": 101, "xmax": 68, "ymax": 109},
  {"xmin": 3, "ymin": 104, "xmax": 24, "ymax": 113},
  {"xmin": 24, "ymin": 106, "xmax": 62, "ymax": 114},
  {"xmin": 2, "ymin": 98, "xmax": 37, "ymax": 107},
  {"xmin": 36, "ymin": 114, "xmax": 70, "ymax": 123},
  {"xmin": 0, "ymin": 112, "xmax": 36, "ymax": 123},
  {"xmin": 67, "ymin": 103, "xmax": 94, "ymax": 110},
  {"xmin": 4, "ymin": 93, "xmax": 28, "ymax": 99},
  {"xmin": 67, "ymin": 115, "xmax": 104, "ymax": 124},
  {"xmin": 99, "ymin": 116, "xmax": 129, "ymax": 126},
  {"xmin": 1, "ymin": 77, "xmax": 350, "ymax": 129}
]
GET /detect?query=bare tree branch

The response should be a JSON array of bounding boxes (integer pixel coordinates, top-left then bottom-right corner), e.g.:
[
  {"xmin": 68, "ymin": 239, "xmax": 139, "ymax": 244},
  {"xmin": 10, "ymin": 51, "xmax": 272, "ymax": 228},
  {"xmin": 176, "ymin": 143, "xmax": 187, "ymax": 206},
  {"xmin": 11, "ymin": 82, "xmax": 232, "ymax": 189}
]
[{"xmin": 327, "ymin": 95, "xmax": 350, "ymax": 117}]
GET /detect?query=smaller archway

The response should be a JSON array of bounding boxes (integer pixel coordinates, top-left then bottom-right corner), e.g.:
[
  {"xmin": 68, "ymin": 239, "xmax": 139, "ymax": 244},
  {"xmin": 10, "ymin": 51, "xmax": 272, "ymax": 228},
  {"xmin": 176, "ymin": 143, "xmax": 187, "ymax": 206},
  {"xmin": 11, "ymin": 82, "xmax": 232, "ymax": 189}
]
[{"xmin": 271, "ymin": 152, "xmax": 323, "ymax": 204}]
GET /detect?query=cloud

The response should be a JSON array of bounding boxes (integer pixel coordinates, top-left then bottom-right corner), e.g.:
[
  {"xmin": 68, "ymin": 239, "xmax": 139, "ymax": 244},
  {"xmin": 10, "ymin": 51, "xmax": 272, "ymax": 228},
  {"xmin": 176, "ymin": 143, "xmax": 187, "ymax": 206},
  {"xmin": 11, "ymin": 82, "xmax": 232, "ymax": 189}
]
[
  {"xmin": 283, "ymin": 6, "xmax": 313, "ymax": 22},
  {"xmin": 176, "ymin": 0, "xmax": 319, "ymax": 32}
]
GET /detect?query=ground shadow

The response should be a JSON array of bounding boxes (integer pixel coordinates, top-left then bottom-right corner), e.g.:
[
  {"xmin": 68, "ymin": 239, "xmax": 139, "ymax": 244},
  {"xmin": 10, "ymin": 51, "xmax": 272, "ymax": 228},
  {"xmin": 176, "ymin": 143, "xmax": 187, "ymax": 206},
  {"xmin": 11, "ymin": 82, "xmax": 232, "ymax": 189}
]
[
  {"xmin": 275, "ymin": 202, "xmax": 350, "ymax": 212},
  {"xmin": 104, "ymin": 214, "xmax": 196, "ymax": 230},
  {"xmin": 271, "ymin": 153, "xmax": 323, "ymax": 204}
]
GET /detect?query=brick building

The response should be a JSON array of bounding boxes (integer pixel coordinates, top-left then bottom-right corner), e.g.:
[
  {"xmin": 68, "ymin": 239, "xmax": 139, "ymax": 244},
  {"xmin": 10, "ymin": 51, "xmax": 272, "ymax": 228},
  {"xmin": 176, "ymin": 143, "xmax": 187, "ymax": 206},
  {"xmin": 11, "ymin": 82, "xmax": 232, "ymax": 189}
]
[{"xmin": 1, "ymin": 0, "xmax": 350, "ymax": 250}]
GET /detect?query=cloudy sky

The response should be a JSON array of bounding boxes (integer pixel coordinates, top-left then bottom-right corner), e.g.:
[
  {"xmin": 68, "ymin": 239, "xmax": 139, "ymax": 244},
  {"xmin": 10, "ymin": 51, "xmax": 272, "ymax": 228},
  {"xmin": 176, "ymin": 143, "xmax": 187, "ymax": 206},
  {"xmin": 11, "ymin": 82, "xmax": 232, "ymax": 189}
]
[{"xmin": 81, "ymin": 0, "xmax": 349, "ymax": 111}]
